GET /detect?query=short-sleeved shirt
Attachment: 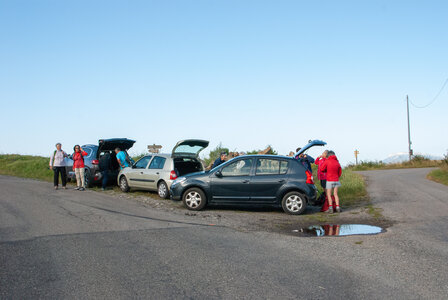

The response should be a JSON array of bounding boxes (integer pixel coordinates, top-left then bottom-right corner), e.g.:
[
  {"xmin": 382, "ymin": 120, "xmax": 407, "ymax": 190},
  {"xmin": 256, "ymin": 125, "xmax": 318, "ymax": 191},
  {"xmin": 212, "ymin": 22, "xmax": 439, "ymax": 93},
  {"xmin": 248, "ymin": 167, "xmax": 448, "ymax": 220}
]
[{"xmin": 116, "ymin": 151, "xmax": 129, "ymax": 169}]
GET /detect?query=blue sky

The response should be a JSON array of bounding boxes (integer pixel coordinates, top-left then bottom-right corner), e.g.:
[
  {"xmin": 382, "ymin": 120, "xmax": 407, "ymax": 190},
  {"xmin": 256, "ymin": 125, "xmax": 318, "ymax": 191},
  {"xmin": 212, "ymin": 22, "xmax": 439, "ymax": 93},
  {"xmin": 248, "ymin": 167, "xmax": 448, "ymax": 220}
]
[{"xmin": 0, "ymin": 0, "xmax": 447, "ymax": 165}]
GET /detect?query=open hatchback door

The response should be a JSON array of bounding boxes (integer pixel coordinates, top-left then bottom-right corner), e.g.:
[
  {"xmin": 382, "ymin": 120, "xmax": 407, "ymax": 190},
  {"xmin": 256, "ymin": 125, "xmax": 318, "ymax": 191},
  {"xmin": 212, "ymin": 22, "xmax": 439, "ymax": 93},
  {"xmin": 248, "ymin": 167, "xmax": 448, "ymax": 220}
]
[
  {"xmin": 98, "ymin": 138, "xmax": 136, "ymax": 158},
  {"xmin": 295, "ymin": 140, "xmax": 327, "ymax": 157},
  {"xmin": 172, "ymin": 139, "xmax": 209, "ymax": 158}
]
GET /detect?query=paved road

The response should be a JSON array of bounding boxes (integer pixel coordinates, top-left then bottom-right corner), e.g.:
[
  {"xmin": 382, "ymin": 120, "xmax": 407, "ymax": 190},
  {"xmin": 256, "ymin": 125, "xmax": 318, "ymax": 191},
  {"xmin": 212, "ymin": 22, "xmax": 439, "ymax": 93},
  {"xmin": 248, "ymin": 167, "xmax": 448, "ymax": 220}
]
[{"xmin": 1, "ymin": 170, "xmax": 447, "ymax": 299}]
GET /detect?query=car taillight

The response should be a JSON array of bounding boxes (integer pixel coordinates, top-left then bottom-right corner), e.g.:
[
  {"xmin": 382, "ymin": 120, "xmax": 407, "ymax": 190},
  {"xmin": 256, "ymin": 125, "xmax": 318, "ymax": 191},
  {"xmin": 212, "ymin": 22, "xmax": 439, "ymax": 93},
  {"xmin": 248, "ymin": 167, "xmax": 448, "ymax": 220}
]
[
  {"xmin": 170, "ymin": 170, "xmax": 178, "ymax": 180},
  {"xmin": 92, "ymin": 160, "xmax": 99, "ymax": 165},
  {"xmin": 305, "ymin": 170, "xmax": 314, "ymax": 184}
]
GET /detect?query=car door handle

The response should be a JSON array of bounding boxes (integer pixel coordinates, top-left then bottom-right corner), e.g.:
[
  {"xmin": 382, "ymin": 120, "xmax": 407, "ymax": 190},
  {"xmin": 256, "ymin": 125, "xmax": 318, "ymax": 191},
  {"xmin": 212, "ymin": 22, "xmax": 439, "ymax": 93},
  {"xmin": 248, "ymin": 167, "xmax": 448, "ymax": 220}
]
[
  {"xmin": 242, "ymin": 180, "xmax": 250, "ymax": 184},
  {"xmin": 156, "ymin": 172, "xmax": 160, "ymax": 175},
  {"xmin": 140, "ymin": 172, "xmax": 144, "ymax": 174},
  {"xmin": 278, "ymin": 180, "xmax": 286, "ymax": 183}
]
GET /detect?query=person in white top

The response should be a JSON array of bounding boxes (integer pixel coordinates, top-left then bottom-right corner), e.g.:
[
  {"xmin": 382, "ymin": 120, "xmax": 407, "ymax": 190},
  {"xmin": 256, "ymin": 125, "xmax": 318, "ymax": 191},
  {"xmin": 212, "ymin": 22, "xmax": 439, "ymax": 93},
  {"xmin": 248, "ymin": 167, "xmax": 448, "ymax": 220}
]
[{"xmin": 49, "ymin": 143, "xmax": 68, "ymax": 190}]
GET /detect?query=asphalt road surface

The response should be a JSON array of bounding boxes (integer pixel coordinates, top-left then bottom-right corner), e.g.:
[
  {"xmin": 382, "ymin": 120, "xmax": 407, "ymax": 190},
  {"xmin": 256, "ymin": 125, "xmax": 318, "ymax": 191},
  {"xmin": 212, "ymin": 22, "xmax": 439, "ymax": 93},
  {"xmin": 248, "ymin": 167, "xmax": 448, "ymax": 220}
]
[{"xmin": 1, "ymin": 169, "xmax": 447, "ymax": 299}]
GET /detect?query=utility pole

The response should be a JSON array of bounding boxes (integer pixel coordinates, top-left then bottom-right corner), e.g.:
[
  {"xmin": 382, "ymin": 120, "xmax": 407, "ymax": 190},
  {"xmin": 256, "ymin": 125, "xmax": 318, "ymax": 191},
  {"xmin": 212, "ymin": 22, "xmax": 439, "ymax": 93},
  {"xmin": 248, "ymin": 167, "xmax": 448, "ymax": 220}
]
[
  {"xmin": 406, "ymin": 95, "xmax": 412, "ymax": 161},
  {"xmin": 354, "ymin": 150, "xmax": 360, "ymax": 165}
]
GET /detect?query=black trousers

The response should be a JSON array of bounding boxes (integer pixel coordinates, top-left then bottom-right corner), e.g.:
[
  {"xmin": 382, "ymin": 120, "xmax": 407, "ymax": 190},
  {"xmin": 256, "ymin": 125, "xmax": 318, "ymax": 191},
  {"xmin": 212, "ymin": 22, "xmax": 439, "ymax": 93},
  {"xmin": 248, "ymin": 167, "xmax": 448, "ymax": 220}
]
[{"xmin": 53, "ymin": 167, "xmax": 67, "ymax": 187}]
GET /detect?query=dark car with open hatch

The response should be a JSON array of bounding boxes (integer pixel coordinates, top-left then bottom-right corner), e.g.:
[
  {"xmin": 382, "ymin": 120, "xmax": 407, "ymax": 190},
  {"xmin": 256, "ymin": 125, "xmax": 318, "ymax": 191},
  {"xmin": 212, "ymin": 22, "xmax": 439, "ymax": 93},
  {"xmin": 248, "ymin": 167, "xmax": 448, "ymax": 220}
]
[{"xmin": 170, "ymin": 140, "xmax": 326, "ymax": 215}]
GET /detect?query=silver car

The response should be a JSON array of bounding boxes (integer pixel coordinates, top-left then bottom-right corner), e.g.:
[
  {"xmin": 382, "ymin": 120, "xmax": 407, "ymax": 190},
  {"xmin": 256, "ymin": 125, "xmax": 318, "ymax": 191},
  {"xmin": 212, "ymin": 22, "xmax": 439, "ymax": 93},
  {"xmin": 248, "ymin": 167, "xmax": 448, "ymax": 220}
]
[{"xmin": 117, "ymin": 139, "xmax": 209, "ymax": 198}]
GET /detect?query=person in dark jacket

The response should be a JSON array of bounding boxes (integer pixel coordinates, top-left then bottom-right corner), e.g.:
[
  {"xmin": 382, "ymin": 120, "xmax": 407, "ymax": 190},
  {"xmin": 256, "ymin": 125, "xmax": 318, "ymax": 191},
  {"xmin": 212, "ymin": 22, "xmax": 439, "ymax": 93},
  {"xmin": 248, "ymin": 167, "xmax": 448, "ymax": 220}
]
[
  {"xmin": 212, "ymin": 152, "xmax": 227, "ymax": 168},
  {"xmin": 295, "ymin": 147, "xmax": 315, "ymax": 172},
  {"xmin": 99, "ymin": 152, "xmax": 112, "ymax": 191},
  {"xmin": 321, "ymin": 150, "xmax": 342, "ymax": 213}
]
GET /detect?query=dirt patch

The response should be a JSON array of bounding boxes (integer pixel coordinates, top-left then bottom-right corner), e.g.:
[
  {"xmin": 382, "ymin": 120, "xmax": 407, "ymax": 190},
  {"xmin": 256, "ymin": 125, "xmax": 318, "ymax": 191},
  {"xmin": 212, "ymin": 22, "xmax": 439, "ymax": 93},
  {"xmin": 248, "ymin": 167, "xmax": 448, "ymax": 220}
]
[{"xmin": 97, "ymin": 188, "xmax": 393, "ymax": 235}]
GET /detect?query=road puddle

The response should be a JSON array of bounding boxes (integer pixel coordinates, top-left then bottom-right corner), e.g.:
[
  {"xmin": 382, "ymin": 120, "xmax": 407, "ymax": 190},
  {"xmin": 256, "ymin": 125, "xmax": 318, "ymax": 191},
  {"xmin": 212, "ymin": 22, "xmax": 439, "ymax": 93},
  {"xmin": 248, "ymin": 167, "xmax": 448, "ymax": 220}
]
[{"xmin": 292, "ymin": 224, "xmax": 384, "ymax": 237}]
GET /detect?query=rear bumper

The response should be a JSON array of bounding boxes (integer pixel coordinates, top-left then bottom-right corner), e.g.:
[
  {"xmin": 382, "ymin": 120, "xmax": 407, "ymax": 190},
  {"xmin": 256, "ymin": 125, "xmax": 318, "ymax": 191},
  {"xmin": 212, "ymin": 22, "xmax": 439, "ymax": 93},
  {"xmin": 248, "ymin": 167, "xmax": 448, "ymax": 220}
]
[{"xmin": 307, "ymin": 184, "xmax": 318, "ymax": 203}]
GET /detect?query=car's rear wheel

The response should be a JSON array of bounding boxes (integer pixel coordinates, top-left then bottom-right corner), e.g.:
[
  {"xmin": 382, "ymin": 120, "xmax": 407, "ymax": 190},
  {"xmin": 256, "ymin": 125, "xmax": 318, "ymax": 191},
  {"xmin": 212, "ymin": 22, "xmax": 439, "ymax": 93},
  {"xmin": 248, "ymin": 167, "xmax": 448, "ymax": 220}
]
[
  {"xmin": 158, "ymin": 181, "xmax": 169, "ymax": 199},
  {"xmin": 119, "ymin": 176, "xmax": 130, "ymax": 192},
  {"xmin": 84, "ymin": 168, "xmax": 92, "ymax": 188},
  {"xmin": 282, "ymin": 191, "xmax": 307, "ymax": 215},
  {"xmin": 183, "ymin": 188, "xmax": 207, "ymax": 211}
]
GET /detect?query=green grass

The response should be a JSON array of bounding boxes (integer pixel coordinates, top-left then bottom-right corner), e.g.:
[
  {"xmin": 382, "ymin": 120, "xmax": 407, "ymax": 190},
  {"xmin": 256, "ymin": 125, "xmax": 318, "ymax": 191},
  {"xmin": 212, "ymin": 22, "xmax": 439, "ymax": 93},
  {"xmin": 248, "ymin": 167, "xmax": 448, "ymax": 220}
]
[
  {"xmin": 427, "ymin": 167, "xmax": 448, "ymax": 186},
  {"xmin": 346, "ymin": 156, "xmax": 442, "ymax": 171},
  {"xmin": 0, "ymin": 154, "xmax": 54, "ymax": 182}
]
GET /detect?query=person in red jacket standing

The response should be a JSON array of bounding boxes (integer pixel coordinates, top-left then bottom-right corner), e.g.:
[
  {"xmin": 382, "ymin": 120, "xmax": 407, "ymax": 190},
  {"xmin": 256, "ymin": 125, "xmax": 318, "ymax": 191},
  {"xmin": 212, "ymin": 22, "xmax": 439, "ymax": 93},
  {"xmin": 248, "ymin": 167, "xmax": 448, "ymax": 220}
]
[
  {"xmin": 315, "ymin": 150, "xmax": 329, "ymax": 190},
  {"xmin": 321, "ymin": 150, "xmax": 342, "ymax": 213},
  {"xmin": 72, "ymin": 145, "xmax": 88, "ymax": 191}
]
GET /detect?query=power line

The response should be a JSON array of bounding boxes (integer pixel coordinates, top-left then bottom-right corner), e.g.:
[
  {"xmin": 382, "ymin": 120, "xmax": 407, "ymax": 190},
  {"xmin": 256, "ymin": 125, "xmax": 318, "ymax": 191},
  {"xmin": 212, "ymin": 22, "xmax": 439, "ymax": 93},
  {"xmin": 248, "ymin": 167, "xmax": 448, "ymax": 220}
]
[{"xmin": 410, "ymin": 77, "xmax": 448, "ymax": 109}]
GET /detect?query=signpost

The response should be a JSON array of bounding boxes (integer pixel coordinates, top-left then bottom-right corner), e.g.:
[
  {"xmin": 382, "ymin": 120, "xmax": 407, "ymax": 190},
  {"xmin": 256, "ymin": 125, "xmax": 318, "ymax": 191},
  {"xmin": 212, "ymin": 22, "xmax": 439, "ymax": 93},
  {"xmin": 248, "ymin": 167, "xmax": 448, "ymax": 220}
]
[
  {"xmin": 354, "ymin": 150, "xmax": 360, "ymax": 165},
  {"xmin": 147, "ymin": 144, "xmax": 162, "ymax": 153}
]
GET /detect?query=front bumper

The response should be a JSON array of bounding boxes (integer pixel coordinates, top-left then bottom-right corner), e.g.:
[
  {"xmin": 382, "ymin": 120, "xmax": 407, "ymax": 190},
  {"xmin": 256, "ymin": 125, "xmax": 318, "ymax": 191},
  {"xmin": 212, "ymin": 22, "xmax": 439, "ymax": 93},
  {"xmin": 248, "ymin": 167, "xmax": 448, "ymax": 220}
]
[{"xmin": 170, "ymin": 182, "xmax": 183, "ymax": 201}]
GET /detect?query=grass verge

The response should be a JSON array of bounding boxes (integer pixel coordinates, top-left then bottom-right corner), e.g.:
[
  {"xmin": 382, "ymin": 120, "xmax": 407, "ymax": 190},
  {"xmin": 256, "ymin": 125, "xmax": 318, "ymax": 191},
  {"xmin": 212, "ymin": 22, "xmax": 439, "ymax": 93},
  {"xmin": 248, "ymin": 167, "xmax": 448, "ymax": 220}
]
[
  {"xmin": 346, "ymin": 156, "xmax": 442, "ymax": 171},
  {"xmin": 427, "ymin": 168, "xmax": 448, "ymax": 186},
  {"xmin": 0, "ymin": 154, "xmax": 53, "ymax": 182}
]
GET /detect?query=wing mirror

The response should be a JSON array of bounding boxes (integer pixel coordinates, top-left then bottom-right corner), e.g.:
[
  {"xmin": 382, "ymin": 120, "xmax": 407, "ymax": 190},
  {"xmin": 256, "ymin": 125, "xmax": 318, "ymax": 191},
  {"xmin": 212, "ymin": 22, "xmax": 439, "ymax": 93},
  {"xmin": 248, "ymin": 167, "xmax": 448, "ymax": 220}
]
[{"xmin": 215, "ymin": 170, "xmax": 223, "ymax": 177}]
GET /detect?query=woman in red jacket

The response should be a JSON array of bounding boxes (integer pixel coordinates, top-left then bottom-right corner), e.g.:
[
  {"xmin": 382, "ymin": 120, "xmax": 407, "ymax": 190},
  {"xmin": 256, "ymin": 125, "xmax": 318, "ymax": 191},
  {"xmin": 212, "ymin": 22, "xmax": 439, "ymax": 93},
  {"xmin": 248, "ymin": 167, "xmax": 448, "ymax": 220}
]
[
  {"xmin": 321, "ymin": 150, "xmax": 342, "ymax": 213},
  {"xmin": 72, "ymin": 145, "xmax": 88, "ymax": 191},
  {"xmin": 315, "ymin": 150, "xmax": 328, "ymax": 190}
]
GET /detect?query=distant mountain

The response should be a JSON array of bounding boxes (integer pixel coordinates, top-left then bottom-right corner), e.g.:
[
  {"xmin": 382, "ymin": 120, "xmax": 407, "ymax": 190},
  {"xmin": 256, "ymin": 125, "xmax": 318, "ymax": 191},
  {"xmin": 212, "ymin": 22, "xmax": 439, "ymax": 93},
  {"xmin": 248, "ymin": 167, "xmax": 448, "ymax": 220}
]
[{"xmin": 383, "ymin": 152, "xmax": 443, "ymax": 164}]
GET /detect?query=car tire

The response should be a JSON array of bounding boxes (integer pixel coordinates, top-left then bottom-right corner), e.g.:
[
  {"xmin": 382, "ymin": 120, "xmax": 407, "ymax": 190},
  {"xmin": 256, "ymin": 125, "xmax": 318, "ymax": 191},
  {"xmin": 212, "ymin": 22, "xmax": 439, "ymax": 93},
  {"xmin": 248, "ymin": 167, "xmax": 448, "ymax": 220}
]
[
  {"xmin": 119, "ymin": 176, "xmax": 130, "ymax": 193},
  {"xmin": 282, "ymin": 191, "xmax": 307, "ymax": 215},
  {"xmin": 182, "ymin": 188, "xmax": 207, "ymax": 211},
  {"xmin": 158, "ymin": 181, "xmax": 169, "ymax": 199},
  {"xmin": 84, "ymin": 168, "xmax": 92, "ymax": 188}
]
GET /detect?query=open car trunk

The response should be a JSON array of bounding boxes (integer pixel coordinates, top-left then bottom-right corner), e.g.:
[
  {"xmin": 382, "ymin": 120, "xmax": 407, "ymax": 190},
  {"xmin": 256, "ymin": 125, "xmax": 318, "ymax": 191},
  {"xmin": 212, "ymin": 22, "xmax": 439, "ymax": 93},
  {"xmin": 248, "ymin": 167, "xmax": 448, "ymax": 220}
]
[
  {"xmin": 295, "ymin": 140, "xmax": 327, "ymax": 156},
  {"xmin": 172, "ymin": 139, "xmax": 209, "ymax": 158},
  {"xmin": 174, "ymin": 157, "xmax": 204, "ymax": 177},
  {"xmin": 97, "ymin": 138, "xmax": 136, "ymax": 159}
]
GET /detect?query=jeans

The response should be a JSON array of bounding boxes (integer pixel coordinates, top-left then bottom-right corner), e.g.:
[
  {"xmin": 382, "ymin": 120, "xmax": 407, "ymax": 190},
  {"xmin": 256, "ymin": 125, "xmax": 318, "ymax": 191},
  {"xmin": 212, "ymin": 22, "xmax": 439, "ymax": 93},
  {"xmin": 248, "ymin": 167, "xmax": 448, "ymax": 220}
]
[
  {"xmin": 74, "ymin": 168, "xmax": 85, "ymax": 188},
  {"xmin": 53, "ymin": 167, "xmax": 67, "ymax": 187},
  {"xmin": 101, "ymin": 170, "xmax": 109, "ymax": 189}
]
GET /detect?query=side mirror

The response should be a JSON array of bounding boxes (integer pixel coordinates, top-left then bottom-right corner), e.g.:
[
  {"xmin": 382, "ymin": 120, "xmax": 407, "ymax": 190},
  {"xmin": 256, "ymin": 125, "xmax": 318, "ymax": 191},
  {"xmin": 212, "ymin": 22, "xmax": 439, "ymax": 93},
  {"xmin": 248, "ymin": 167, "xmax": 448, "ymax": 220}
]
[{"xmin": 215, "ymin": 170, "xmax": 222, "ymax": 177}]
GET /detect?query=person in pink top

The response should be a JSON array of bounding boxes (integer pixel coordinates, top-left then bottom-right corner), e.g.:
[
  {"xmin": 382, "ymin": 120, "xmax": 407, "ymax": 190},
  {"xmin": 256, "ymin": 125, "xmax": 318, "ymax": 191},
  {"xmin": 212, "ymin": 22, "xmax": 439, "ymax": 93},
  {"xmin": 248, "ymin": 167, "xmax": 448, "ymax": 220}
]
[
  {"xmin": 72, "ymin": 145, "xmax": 88, "ymax": 191},
  {"xmin": 315, "ymin": 150, "xmax": 328, "ymax": 190}
]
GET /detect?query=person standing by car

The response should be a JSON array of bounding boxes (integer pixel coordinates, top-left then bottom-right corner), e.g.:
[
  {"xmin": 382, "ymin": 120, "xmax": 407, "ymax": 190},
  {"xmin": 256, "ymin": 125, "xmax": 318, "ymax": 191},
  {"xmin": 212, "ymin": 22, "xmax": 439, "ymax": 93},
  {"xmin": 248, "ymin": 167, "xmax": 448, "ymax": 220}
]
[
  {"xmin": 315, "ymin": 150, "xmax": 328, "ymax": 190},
  {"xmin": 49, "ymin": 143, "xmax": 68, "ymax": 190},
  {"xmin": 72, "ymin": 145, "xmax": 88, "ymax": 191},
  {"xmin": 295, "ymin": 147, "xmax": 315, "ymax": 172},
  {"xmin": 99, "ymin": 152, "xmax": 112, "ymax": 191},
  {"xmin": 116, "ymin": 147, "xmax": 131, "ymax": 170},
  {"xmin": 321, "ymin": 150, "xmax": 342, "ymax": 213},
  {"xmin": 212, "ymin": 152, "xmax": 227, "ymax": 168}
]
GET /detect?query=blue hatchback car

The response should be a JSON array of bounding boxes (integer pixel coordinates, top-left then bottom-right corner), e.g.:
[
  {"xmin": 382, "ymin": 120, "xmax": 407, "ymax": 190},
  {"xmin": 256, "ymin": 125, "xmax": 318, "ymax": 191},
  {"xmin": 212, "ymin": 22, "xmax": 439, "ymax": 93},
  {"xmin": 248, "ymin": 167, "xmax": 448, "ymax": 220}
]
[{"xmin": 170, "ymin": 140, "xmax": 326, "ymax": 215}]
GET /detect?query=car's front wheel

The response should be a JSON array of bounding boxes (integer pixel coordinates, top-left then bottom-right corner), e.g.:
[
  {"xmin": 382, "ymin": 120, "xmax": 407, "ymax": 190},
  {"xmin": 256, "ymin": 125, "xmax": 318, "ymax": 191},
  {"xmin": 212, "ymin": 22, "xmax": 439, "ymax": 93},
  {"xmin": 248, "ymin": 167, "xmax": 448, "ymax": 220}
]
[
  {"xmin": 282, "ymin": 191, "xmax": 307, "ymax": 215},
  {"xmin": 158, "ymin": 181, "xmax": 169, "ymax": 199},
  {"xmin": 183, "ymin": 188, "xmax": 207, "ymax": 211},
  {"xmin": 119, "ymin": 176, "xmax": 130, "ymax": 192}
]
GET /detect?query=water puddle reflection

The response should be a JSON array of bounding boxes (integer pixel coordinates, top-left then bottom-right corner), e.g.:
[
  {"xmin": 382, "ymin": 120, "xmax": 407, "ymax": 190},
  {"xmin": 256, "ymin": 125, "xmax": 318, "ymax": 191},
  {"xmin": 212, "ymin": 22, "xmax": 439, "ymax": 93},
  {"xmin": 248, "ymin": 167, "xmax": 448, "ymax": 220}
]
[{"xmin": 293, "ymin": 224, "xmax": 384, "ymax": 237}]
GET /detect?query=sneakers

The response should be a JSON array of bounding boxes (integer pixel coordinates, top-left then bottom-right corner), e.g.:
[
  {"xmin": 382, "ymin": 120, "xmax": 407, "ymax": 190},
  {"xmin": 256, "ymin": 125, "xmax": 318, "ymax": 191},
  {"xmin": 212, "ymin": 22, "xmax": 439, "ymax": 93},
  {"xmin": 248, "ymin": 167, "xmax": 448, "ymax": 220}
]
[
  {"xmin": 63, "ymin": 186, "xmax": 67, "ymax": 190},
  {"xmin": 324, "ymin": 207, "xmax": 334, "ymax": 213},
  {"xmin": 335, "ymin": 206, "xmax": 342, "ymax": 213},
  {"xmin": 54, "ymin": 186, "xmax": 58, "ymax": 190},
  {"xmin": 79, "ymin": 187, "xmax": 85, "ymax": 191},
  {"xmin": 74, "ymin": 187, "xmax": 80, "ymax": 190}
]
